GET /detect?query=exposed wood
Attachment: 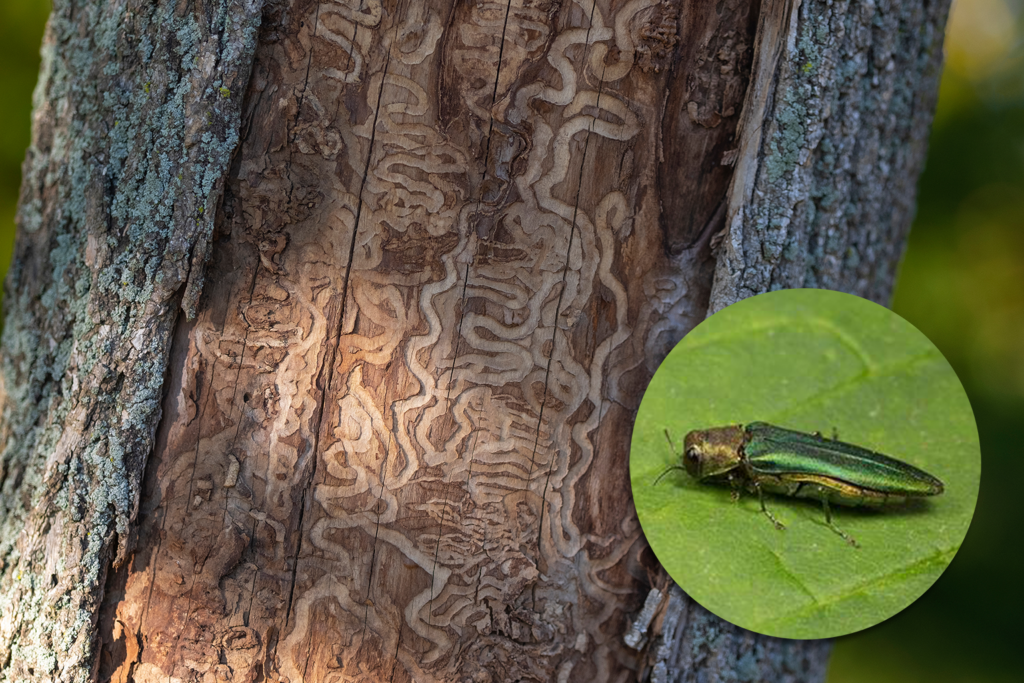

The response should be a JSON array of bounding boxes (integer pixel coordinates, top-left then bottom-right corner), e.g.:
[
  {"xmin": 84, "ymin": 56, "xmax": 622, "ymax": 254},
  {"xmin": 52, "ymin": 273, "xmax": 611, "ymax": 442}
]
[
  {"xmin": 0, "ymin": 0, "xmax": 950, "ymax": 681},
  {"xmin": 106, "ymin": 2, "xmax": 737, "ymax": 678}
]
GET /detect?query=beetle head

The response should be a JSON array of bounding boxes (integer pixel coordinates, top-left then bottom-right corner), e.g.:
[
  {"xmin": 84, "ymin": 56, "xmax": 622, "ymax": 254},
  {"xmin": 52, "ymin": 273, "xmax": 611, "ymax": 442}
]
[{"xmin": 682, "ymin": 426, "xmax": 746, "ymax": 480}]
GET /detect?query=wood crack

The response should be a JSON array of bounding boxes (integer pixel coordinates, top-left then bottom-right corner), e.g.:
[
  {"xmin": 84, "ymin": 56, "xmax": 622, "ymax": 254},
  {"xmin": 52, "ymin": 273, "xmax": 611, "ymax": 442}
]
[
  {"xmin": 283, "ymin": 21, "xmax": 398, "ymax": 634},
  {"xmin": 527, "ymin": 0, "xmax": 606, "ymax": 582},
  {"xmin": 429, "ymin": 0, "xmax": 516, "ymax": 622}
]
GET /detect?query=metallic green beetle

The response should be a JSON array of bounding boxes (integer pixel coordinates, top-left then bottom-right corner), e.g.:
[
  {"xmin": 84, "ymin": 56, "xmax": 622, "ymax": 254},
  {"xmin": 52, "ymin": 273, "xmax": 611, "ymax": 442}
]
[{"xmin": 657, "ymin": 422, "xmax": 945, "ymax": 546}]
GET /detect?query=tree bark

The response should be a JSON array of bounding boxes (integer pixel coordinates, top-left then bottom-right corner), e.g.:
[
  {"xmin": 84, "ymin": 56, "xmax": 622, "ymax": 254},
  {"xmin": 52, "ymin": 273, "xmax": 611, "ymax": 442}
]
[{"xmin": 0, "ymin": 1, "xmax": 949, "ymax": 682}]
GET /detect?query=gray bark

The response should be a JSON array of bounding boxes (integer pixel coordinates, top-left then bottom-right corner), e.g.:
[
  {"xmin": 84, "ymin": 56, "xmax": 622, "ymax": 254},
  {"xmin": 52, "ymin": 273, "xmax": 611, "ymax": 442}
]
[
  {"xmin": 711, "ymin": 0, "xmax": 949, "ymax": 310},
  {"xmin": 0, "ymin": 1, "xmax": 948, "ymax": 681},
  {"xmin": 0, "ymin": 0, "xmax": 262, "ymax": 679}
]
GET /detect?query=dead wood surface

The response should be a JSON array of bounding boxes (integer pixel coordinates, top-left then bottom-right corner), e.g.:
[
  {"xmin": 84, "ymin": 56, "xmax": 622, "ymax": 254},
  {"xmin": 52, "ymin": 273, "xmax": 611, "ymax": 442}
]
[{"xmin": 106, "ymin": 2, "xmax": 745, "ymax": 679}]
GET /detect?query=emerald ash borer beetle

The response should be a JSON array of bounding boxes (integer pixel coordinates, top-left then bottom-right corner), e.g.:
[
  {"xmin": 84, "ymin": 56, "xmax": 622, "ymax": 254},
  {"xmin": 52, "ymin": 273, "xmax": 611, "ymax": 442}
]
[{"xmin": 657, "ymin": 422, "xmax": 945, "ymax": 547}]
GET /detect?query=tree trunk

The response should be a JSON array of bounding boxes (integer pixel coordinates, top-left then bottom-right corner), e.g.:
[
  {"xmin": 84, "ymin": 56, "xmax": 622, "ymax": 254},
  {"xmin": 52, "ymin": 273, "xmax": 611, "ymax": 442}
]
[{"xmin": 0, "ymin": 1, "xmax": 949, "ymax": 682}]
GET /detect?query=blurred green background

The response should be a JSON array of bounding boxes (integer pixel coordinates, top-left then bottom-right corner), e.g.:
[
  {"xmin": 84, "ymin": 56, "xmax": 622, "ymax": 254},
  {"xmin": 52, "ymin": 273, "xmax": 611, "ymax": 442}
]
[
  {"xmin": 0, "ymin": 1, "xmax": 49, "ymax": 278},
  {"xmin": 830, "ymin": 1, "xmax": 1024, "ymax": 682},
  {"xmin": 0, "ymin": 1, "xmax": 1020, "ymax": 681}
]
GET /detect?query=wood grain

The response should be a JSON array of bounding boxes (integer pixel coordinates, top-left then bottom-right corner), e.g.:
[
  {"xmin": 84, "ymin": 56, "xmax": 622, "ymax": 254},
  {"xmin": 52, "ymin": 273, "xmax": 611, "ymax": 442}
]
[{"xmin": 104, "ymin": 2, "xmax": 741, "ymax": 680}]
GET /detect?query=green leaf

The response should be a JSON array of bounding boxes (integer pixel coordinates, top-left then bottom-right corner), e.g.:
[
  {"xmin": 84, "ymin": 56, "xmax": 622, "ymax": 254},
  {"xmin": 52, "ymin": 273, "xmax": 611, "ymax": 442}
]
[{"xmin": 630, "ymin": 289, "xmax": 980, "ymax": 639}]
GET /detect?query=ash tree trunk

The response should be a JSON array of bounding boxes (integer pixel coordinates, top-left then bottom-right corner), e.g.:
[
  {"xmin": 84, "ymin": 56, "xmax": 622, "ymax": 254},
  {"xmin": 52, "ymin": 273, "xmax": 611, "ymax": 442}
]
[{"xmin": 0, "ymin": 0, "xmax": 949, "ymax": 682}]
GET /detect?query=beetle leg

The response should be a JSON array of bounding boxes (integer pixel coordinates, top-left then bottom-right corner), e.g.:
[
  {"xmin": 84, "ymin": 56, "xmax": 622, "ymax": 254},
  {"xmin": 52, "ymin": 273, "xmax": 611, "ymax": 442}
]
[
  {"xmin": 754, "ymin": 482, "xmax": 785, "ymax": 531},
  {"xmin": 821, "ymin": 498, "xmax": 859, "ymax": 547},
  {"xmin": 728, "ymin": 473, "xmax": 742, "ymax": 502}
]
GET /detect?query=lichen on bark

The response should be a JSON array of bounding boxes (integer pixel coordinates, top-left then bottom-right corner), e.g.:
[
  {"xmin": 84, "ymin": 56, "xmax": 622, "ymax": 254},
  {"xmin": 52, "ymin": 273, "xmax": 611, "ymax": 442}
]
[
  {"xmin": 711, "ymin": 0, "xmax": 951, "ymax": 311},
  {"xmin": 0, "ymin": 1, "xmax": 262, "ymax": 680}
]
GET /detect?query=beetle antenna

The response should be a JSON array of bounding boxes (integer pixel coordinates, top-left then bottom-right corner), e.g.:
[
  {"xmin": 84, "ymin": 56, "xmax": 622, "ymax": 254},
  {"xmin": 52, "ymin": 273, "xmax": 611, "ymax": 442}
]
[
  {"xmin": 653, "ymin": 464, "xmax": 685, "ymax": 486},
  {"xmin": 663, "ymin": 429, "xmax": 678, "ymax": 454}
]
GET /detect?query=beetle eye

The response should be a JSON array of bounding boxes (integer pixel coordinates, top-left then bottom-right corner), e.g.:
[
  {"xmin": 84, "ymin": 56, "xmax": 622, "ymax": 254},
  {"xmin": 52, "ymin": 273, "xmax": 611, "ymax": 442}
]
[{"xmin": 685, "ymin": 447, "xmax": 700, "ymax": 463}]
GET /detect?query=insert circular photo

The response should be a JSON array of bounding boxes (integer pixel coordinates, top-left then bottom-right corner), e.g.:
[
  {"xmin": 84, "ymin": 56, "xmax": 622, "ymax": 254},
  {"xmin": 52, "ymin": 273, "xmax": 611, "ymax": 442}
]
[{"xmin": 629, "ymin": 288, "xmax": 980, "ymax": 639}]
